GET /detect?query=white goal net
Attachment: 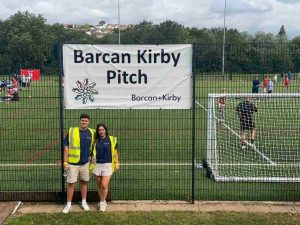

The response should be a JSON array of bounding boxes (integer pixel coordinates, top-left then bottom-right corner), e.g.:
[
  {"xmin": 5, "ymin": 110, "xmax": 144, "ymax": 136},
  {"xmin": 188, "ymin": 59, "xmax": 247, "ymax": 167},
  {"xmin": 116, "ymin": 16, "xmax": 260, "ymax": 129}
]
[{"xmin": 207, "ymin": 93, "xmax": 300, "ymax": 182}]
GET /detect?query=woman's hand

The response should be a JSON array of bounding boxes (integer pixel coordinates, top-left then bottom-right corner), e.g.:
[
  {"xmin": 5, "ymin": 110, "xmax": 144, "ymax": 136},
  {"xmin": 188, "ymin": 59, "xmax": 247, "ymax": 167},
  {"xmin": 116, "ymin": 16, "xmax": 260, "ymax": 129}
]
[{"xmin": 115, "ymin": 163, "xmax": 120, "ymax": 171}]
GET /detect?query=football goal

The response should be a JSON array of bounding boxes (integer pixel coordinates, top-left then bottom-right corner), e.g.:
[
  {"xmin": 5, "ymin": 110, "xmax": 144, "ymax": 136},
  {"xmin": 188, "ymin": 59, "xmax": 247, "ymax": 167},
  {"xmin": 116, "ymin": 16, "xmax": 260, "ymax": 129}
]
[{"xmin": 206, "ymin": 93, "xmax": 300, "ymax": 182}]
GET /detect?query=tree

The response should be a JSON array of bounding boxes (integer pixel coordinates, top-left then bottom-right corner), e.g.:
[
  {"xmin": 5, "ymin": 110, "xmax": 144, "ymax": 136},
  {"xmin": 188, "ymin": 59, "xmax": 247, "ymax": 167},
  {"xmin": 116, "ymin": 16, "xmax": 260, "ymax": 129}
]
[
  {"xmin": 291, "ymin": 36, "xmax": 300, "ymax": 71},
  {"xmin": 276, "ymin": 25, "xmax": 288, "ymax": 42},
  {"xmin": 3, "ymin": 11, "xmax": 53, "ymax": 72},
  {"xmin": 98, "ymin": 21, "xmax": 105, "ymax": 26},
  {"xmin": 120, "ymin": 21, "xmax": 157, "ymax": 44},
  {"xmin": 155, "ymin": 20, "xmax": 190, "ymax": 44}
]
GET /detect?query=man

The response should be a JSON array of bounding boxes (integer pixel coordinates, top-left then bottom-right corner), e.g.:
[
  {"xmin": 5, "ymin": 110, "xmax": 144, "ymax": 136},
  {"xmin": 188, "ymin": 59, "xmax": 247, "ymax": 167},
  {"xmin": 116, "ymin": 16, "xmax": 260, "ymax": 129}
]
[
  {"xmin": 62, "ymin": 113, "xmax": 95, "ymax": 214},
  {"xmin": 252, "ymin": 76, "xmax": 260, "ymax": 94},
  {"xmin": 236, "ymin": 98, "xmax": 258, "ymax": 150}
]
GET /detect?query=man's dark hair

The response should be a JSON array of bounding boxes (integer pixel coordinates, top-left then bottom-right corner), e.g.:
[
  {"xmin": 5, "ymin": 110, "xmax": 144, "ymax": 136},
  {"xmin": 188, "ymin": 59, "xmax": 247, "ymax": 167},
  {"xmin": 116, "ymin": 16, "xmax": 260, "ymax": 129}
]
[{"xmin": 80, "ymin": 113, "xmax": 90, "ymax": 120}]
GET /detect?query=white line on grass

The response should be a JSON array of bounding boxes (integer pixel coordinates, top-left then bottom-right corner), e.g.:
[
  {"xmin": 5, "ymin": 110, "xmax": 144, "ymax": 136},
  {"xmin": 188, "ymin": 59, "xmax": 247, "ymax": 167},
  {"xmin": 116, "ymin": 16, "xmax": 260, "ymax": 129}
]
[
  {"xmin": 195, "ymin": 100, "xmax": 208, "ymax": 112},
  {"xmin": 1, "ymin": 162, "xmax": 299, "ymax": 167},
  {"xmin": 0, "ymin": 162, "xmax": 193, "ymax": 167},
  {"xmin": 0, "ymin": 162, "xmax": 300, "ymax": 167},
  {"xmin": 0, "ymin": 163, "xmax": 57, "ymax": 167},
  {"xmin": 218, "ymin": 163, "xmax": 300, "ymax": 167},
  {"xmin": 122, "ymin": 162, "xmax": 191, "ymax": 166},
  {"xmin": 195, "ymin": 100, "xmax": 277, "ymax": 165}
]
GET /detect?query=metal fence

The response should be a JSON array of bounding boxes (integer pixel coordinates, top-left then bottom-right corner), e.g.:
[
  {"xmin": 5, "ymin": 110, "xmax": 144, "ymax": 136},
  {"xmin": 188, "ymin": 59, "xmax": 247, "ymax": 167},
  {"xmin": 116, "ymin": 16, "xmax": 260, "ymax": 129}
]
[{"xmin": 0, "ymin": 43, "xmax": 299, "ymax": 202}]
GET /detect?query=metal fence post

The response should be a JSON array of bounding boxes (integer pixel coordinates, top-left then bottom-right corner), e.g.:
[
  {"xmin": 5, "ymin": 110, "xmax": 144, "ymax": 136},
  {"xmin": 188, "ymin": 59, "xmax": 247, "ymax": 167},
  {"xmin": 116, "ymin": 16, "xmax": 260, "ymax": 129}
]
[
  {"xmin": 58, "ymin": 43, "xmax": 65, "ymax": 202},
  {"xmin": 192, "ymin": 44, "xmax": 196, "ymax": 204}
]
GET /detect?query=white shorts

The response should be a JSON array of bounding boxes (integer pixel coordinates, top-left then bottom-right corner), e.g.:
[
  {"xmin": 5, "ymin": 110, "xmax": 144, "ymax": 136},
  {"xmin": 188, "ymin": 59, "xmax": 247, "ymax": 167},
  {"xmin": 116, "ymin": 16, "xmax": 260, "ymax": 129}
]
[
  {"xmin": 66, "ymin": 162, "xmax": 90, "ymax": 183},
  {"xmin": 93, "ymin": 163, "xmax": 113, "ymax": 177}
]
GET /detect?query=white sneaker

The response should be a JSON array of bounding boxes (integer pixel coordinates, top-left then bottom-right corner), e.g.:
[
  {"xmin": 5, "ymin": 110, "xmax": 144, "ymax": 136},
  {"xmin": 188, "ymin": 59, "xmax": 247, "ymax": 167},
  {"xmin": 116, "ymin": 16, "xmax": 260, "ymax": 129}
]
[
  {"xmin": 62, "ymin": 204, "xmax": 71, "ymax": 214},
  {"xmin": 81, "ymin": 202, "xmax": 90, "ymax": 211},
  {"xmin": 241, "ymin": 145, "xmax": 246, "ymax": 150},
  {"xmin": 99, "ymin": 201, "xmax": 107, "ymax": 212}
]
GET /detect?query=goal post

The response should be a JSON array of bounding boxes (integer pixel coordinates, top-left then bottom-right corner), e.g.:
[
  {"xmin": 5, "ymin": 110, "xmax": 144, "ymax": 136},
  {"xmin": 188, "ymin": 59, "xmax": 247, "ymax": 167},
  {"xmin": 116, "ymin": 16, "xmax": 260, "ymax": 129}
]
[{"xmin": 206, "ymin": 93, "xmax": 300, "ymax": 182}]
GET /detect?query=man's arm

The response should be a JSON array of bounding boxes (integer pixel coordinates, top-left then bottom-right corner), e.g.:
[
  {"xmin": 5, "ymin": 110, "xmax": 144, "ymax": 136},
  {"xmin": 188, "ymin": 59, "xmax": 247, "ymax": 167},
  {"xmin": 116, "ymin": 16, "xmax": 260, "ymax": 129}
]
[{"xmin": 63, "ymin": 134, "xmax": 69, "ymax": 169}]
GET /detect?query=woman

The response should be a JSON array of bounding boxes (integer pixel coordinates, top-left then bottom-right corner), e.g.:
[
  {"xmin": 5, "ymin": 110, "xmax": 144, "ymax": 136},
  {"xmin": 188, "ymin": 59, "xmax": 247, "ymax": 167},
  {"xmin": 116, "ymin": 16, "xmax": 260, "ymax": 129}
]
[{"xmin": 91, "ymin": 124, "xmax": 119, "ymax": 212}]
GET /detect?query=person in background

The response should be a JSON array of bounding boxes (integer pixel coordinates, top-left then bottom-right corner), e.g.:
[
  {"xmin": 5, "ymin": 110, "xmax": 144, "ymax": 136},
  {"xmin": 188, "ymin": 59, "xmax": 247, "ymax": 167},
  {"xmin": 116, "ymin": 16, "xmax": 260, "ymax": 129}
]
[
  {"xmin": 11, "ymin": 77, "xmax": 19, "ymax": 90},
  {"xmin": 62, "ymin": 113, "xmax": 95, "ymax": 214},
  {"xmin": 252, "ymin": 76, "xmax": 260, "ymax": 94},
  {"xmin": 0, "ymin": 80, "xmax": 7, "ymax": 93},
  {"xmin": 283, "ymin": 75, "xmax": 289, "ymax": 89},
  {"xmin": 273, "ymin": 74, "xmax": 278, "ymax": 83},
  {"xmin": 218, "ymin": 88, "xmax": 226, "ymax": 121},
  {"xmin": 21, "ymin": 75, "xmax": 27, "ymax": 90},
  {"xmin": 267, "ymin": 79, "xmax": 274, "ymax": 93},
  {"xmin": 288, "ymin": 70, "xmax": 293, "ymax": 80},
  {"xmin": 263, "ymin": 76, "xmax": 269, "ymax": 93},
  {"xmin": 26, "ymin": 73, "xmax": 32, "ymax": 88},
  {"xmin": 0, "ymin": 87, "xmax": 19, "ymax": 102},
  {"xmin": 90, "ymin": 123, "xmax": 120, "ymax": 212}
]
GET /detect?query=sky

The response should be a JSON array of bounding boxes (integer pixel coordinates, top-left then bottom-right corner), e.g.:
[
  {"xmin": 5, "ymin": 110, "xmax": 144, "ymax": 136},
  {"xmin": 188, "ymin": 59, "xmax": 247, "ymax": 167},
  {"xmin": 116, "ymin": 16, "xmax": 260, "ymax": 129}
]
[{"xmin": 1, "ymin": 0, "xmax": 300, "ymax": 38}]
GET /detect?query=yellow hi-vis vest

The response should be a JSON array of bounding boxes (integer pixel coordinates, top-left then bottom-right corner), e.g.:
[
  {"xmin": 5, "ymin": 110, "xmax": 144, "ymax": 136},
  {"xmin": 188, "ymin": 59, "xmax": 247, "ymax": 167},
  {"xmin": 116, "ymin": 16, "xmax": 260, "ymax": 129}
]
[
  {"xmin": 90, "ymin": 136, "xmax": 117, "ymax": 172},
  {"xmin": 68, "ymin": 127, "xmax": 95, "ymax": 163}
]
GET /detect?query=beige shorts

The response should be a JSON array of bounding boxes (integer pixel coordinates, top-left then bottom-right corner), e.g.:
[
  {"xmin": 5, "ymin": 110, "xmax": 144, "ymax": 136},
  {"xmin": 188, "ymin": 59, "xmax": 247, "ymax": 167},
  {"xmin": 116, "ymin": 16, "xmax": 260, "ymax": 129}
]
[
  {"xmin": 66, "ymin": 162, "xmax": 90, "ymax": 183},
  {"xmin": 93, "ymin": 163, "xmax": 113, "ymax": 177}
]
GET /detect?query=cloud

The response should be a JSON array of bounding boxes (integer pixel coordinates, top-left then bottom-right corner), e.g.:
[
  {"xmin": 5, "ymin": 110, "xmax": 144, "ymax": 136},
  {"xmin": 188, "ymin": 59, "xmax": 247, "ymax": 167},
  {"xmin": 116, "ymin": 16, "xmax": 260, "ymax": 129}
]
[
  {"xmin": 211, "ymin": 0, "xmax": 272, "ymax": 14},
  {"xmin": 0, "ymin": 0, "xmax": 300, "ymax": 38},
  {"xmin": 276, "ymin": 0, "xmax": 300, "ymax": 4}
]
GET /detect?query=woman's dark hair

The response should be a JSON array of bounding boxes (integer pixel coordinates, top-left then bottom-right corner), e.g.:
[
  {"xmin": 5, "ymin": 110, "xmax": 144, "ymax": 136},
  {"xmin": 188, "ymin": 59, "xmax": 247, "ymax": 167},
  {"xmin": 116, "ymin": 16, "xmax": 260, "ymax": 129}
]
[{"xmin": 95, "ymin": 123, "xmax": 109, "ymax": 140}]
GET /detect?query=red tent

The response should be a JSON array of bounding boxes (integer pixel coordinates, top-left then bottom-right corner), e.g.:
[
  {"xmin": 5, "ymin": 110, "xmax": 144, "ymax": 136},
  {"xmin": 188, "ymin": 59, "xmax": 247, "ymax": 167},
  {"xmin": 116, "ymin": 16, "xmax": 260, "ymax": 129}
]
[{"xmin": 20, "ymin": 69, "xmax": 40, "ymax": 81}]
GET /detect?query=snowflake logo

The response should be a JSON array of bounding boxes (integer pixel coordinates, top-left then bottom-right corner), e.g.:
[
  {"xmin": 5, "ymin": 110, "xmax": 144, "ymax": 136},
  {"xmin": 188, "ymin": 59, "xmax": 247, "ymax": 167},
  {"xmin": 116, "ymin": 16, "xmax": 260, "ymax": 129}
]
[{"xmin": 72, "ymin": 78, "xmax": 99, "ymax": 104}]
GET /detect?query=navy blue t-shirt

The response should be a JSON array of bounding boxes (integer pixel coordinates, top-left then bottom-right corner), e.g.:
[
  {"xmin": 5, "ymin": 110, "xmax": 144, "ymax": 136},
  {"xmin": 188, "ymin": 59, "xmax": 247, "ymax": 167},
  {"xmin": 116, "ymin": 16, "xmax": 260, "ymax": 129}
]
[
  {"xmin": 252, "ymin": 79, "xmax": 260, "ymax": 93},
  {"xmin": 64, "ymin": 129, "xmax": 93, "ymax": 165},
  {"xmin": 95, "ymin": 136, "xmax": 119, "ymax": 163}
]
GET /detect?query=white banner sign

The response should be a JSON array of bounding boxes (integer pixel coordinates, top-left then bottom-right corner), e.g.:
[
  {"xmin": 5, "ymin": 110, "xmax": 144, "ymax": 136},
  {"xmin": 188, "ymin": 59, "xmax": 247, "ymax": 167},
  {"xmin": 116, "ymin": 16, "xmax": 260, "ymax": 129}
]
[{"xmin": 63, "ymin": 44, "xmax": 192, "ymax": 109}]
